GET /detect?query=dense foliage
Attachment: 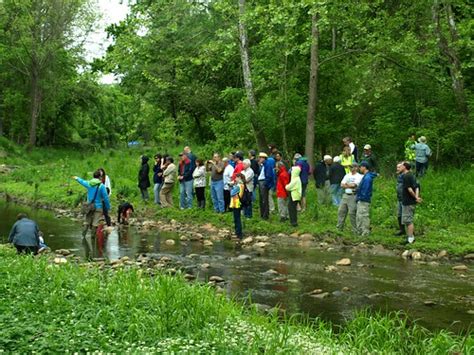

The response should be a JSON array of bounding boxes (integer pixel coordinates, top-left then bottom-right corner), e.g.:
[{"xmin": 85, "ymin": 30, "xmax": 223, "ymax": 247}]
[{"xmin": 0, "ymin": 0, "xmax": 472, "ymax": 165}]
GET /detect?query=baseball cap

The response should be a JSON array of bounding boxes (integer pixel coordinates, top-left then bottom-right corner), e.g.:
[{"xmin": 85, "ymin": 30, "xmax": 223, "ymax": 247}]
[{"xmin": 364, "ymin": 144, "xmax": 371, "ymax": 150}]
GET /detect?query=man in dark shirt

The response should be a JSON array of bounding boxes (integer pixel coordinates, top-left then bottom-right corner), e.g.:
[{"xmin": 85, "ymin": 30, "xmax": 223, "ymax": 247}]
[{"xmin": 400, "ymin": 162, "xmax": 422, "ymax": 244}]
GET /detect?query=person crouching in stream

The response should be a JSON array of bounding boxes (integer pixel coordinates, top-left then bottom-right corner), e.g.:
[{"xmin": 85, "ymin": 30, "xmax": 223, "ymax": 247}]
[
  {"xmin": 8, "ymin": 213, "xmax": 41, "ymax": 254},
  {"xmin": 230, "ymin": 173, "xmax": 246, "ymax": 241},
  {"xmin": 72, "ymin": 171, "xmax": 110, "ymax": 238}
]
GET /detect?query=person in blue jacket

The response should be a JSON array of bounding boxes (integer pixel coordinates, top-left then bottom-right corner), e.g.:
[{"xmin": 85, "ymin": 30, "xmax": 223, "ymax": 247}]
[
  {"xmin": 8, "ymin": 213, "xmax": 41, "ymax": 254},
  {"xmin": 355, "ymin": 162, "xmax": 377, "ymax": 236},
  {"xmin": 257, "ymin": 152, "xmax": 275, "ymax": 220},
  {"xmin": 72, "ymin": 170, "xmax": 110, "ymax": 238}
]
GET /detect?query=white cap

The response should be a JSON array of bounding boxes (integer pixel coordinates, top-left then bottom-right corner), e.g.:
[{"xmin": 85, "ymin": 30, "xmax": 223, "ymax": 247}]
[
  {"xmin": 323, "ymin": 155, "xmax": 332, "ymax": 161},
  {"xmin": 333, "ymin": 156, "xmax": 341, "ymax": 163},
  {"xmin": 293, "ymin": 153, "xmax": 302, "ymax": 159},
  {"xmin": 364, "ymin": 144, "xmax": 371, "ymax": 150}
]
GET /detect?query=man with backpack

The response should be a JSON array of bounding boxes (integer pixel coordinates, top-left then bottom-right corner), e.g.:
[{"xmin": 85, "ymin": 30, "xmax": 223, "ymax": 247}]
[{"xmin": 72, "ymin": 171, "xmax": 110, "ymax": 238}]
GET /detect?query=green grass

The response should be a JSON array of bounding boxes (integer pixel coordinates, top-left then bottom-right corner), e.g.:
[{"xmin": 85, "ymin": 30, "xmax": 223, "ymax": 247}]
[
  {"xmin": 0, "ymin": 143, "xmax": 473, "ymax": 255},
  {"xmin": 0, "ymin": 246, "xmax": 471, "ymax": 353}
]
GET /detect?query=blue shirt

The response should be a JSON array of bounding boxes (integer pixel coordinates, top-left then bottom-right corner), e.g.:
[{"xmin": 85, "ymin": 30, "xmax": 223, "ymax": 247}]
[
  {"xmin": 76, "ymin": 178, "xmax": 111, "ymax": 211},
  {"xmin": 356, "ymin": 172, "xmax": 377, "ymax": 203}
]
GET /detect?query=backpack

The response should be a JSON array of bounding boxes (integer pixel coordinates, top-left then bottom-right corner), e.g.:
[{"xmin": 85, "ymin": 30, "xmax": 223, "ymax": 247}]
[{"xmin": 239, "ymin": 185, "xmax": 252, "ymax": 207}]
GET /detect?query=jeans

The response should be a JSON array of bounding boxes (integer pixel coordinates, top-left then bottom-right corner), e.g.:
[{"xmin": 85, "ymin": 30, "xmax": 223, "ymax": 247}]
[
  {"xmin": 211, "ymin": 180, "xmax": 225, "ymax": 212},
  {"xmin": 179, "ymin": 180, "xmax": 194, "ymax": 209},
  {"xmin": 288, "ymin": 197, "xmax": 299, "ymax": 226},
  {"xmin": 330, "ymin": 184, "xmax": 343, "ymax": 206},
  {"xmin": 140, "ymin": 188, "xmax": 149, "ymax": 201},
  {"xmin": 258, "ymin": 181, "xmax": 269, "ymax": 220},
  {"xmin": 233, "ymin": 208, "xmax": 243, "ymax": 238},
  {"xmin": 416, "ymin": 161, "xmax": 428, "ymax": 177},
  {"xmin": 243, "ymin": 202, "xmax": 252, "ymax": 218},
  {"xmin": 153, "ymin": 183, "xmax": 163, "ymax": 204}
]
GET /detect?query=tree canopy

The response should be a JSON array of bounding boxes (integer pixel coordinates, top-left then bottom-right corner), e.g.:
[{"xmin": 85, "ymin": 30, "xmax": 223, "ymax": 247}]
[{"xmin": 0, "ymin": 0, "xmax": 472, "ymax": 166}]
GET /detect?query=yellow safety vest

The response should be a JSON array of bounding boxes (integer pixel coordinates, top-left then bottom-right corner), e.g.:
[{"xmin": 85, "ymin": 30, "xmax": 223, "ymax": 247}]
[{"xmin": 340, "ymin": 154, "xmax": 355, "ymax": 174}]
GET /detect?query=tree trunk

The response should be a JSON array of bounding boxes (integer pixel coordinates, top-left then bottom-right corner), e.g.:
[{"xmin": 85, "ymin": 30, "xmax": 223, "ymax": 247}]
[
  {"xmin": 331, "ymin": 26, "xmax": 336, "ymax": 51},
  {"xmin": 238, "ymin": 0, "xmax": 267, "ymax": 152},
  {"xmin": 432, "ymin": 1, "xmax": 469, "ymax": 125},
  {"xmin": 279, "ymin": 54, "xmax": 289, "ymax": 156},
  {"xmin": 305, "ymin": 13, "xmax": 319, "ymax": 169},
  {"xmin": 28, "ymin": 68, "xmax": 42, "ymax": 147}
]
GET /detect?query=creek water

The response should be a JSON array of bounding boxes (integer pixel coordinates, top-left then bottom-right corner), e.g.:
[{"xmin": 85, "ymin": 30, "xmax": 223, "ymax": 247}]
[{"xmin": 1, "ymin": 201, "xmax": 472, "ymax": 333}]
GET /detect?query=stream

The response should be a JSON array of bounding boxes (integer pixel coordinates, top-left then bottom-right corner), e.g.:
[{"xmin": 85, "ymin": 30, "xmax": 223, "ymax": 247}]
[{"xmin": 1, "ymin": 200, "xmax": 472, "ymax": 333}]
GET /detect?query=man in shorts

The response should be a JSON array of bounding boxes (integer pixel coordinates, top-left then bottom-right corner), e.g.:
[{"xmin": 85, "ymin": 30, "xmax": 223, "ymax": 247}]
[{"xmin": 400, "ymin": 162, "xmax": 421, "ymax": 244}]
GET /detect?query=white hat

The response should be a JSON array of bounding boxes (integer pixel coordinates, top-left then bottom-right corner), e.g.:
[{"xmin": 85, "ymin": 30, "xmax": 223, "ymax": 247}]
[
  {"xmin": 418, "ymin": 136, "xmax": 427, "ymax": 143},
  {"xmin": 258, "ymin": 152, "xmax": 268, "ymax": 158},
  {"xmin": 364, "ymin": 144, "xmax": 371, "ymax": 150},
  {"xmin": 333, "ymin": 156, "xmax": 341, "ymax": 163},
  {"xmin": 323, "ymin": 155, "xmax": 332, "ymax": 161},
  {"xmin": 293, "ymin": 153, "xmax": 302, "ymax": 159}
]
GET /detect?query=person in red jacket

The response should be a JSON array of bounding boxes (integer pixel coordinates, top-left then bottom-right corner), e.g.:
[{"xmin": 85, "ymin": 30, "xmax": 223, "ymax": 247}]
[
  {"xmin": 231, "ymin": 151, "xmax": 245, "ymax": 182},
  {"xmin": 275, "ymin": 162, "xmax": 290, "ymax": 222}
]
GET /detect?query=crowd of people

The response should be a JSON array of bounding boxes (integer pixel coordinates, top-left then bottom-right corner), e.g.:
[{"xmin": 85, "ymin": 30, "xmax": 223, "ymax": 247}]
[{"xmin": 8, "ymin": 136, "xmax": 432, "ymax": 254}]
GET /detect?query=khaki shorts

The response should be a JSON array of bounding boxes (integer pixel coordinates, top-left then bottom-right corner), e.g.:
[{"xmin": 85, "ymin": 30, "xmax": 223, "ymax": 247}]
[
  {"xmin": 401, "ymin": 205, "xmax": 415, "ymax": 225},
  {"xmin": 86, "ymin": 209, "xmax": 104, "ymax": 227}
]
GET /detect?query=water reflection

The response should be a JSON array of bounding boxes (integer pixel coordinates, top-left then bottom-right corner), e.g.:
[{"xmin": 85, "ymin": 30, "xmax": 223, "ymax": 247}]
[{"xmin": 0, "ymin": 201, "xmax": 473, "ymax": 333}]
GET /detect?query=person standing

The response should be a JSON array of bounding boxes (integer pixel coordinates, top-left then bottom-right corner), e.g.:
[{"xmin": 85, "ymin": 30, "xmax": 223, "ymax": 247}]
[
  {"xmin": 285, "ymin": 166, "xmax": 302, "ymax": 227},
  {"xmin": 242, "ymin": 159, "xmax": 255, "ymax": 218},
  {"xmin": 153, "ymin": 154, "xmax": 163, "ymax": 205},
  {"xmin": 73, "ymin": 171, "xmax": 110, "ymax": 238},
  {"xmin": 248, "ymin": 150, "xmax": 260, "ymax": 201},
  {"xmin": 231, "ymin": 151, "xmax": 245, "ymax": 181},
  {"xmin": 193, "ymin": 159, "xmax": 206, "ymax": 209},
  {"xmin": 400, "ymin": 162, "xmax": 422, "ymax": 244},
  {"xmin": 178, "ymin": 153, "xmax": 193, "ymax": 209},
  {"xmin": 160, "ymin": 157, "xmax": 177, "ymax": 208},
  {"xmin": 360, "ymin": 144, "xmax": 377, "ymax": 172},
  {"xmin": 223, "ymin": 157, "xmax": 234, "ymax": 212},
  {"xmin": 230, "ymin": 173, "xmax": 245, "ymax": 240},
  {"xmin": 276, "ymin": 162, "xmax": 290, "ymax": 222},
  {"xmin": 339, "ymin": 146, "xmax": 355, "ymax": 173},
  {"xmin": 266, "ymin": 151, "xmax": 276, "ymax": 213},
  {"xmin": 8, "ymin": 213, "xmax": 40, "ymax": 254},
  {"xmin": 313, "ymin": 155, "xmax": 332, "ymax": 205},
  {"xmin": 208, "ymin": 153, "xmax": 225, "ymax": 213},
  {"xmin": 183, "ymin": 146, "xmax": 196, "ymax": 173},
  {"xmin": 138, "ymin": 155, "xmax": 151, "ymax": 202},
  {"xmin": 294, "ymin": 153, "xmax": 310, "ymax": 212},
  {"xmin": 257, "ymin": 152, "xmax": 275, "ymax": 220},
  {"xmin": 404, "ymin": 134, "xmax": 416, "ymax": 163},
  {"xmin": 411, "ymin": 136, "xmax": 432, "ymax": 177},
  {"xmin": 343, "ymin": 136, "xmax": 358, "ymax": 161},
  {"xmin": 337, "ymin": 163, "xmax": 362, "ymax": 233},
  {"xmin": 329, "ymin": 156, "xmax": 346, "ymax": 206},
  {"xmin": 394, "ymin": 162, "xmax": 406, "ymax": 236},
  {"xmin": 98, "ymin": 168, "xmax": 112, "ymax": 226},
  {"xmin": 355, "ymin": 162, "xmax": 377, "ymax": 236}
]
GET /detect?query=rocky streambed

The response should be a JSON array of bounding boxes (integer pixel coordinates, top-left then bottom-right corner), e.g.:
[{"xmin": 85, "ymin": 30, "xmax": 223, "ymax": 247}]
[{"xmin": 0, "ymin": 200, "xmax": 473, "ymax": 333}]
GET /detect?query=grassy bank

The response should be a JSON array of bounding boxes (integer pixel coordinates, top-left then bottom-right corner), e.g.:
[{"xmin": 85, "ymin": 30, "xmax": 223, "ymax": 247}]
[
  {"xmin": 1, "ymin": 142, "xmax": 473, "ymax": 255},
  {"xmin": 0, "ymin": 246, "xmax": 471, "ymax": 353}
]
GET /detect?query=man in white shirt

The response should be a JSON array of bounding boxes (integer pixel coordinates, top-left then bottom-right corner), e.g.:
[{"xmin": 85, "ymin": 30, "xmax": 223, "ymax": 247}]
[
  {"xmin": 223, "ymin": 158, "xmax": 234, "ymax": 212},
  {"xmin": 337, "ymin": 162, "xmax": 363, "ymax": 233}
]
